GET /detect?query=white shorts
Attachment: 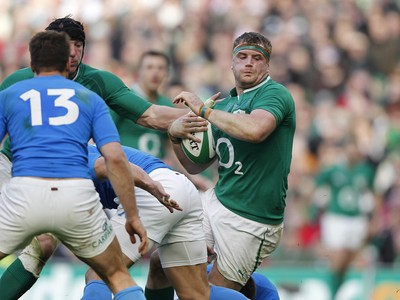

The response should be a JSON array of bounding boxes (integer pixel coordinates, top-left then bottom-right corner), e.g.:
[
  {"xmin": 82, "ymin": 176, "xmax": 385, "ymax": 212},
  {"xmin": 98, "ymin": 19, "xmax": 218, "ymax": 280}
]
[
  {"xmin": 0, "ymin": 177, "xmax": 115, "ymax": 258},
  {"xmin": 202, "ymin": 188, "xmax": 284, "ymax": 285},
  {"xmin": 111, "ymin": 168, "xmax": 206, "ymax": 267},
  {"xmin": 321, "ymin": 213, "xmax": 368, "ymax": 250},
  {"xmin": 0, "ymin": 154, "xmax": 12, "ymax": 190}
]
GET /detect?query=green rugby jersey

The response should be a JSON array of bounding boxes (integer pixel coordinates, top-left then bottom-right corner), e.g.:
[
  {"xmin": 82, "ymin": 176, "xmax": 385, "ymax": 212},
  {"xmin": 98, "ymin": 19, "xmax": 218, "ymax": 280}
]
[
  {"xmin": 0, "ymin": 64, "xmax": 151, "ymax": 160},
  {"xmin": 213, "ymin": 77, "xmax": 296, "ymax": 225},
  {"xmin": 315, "ymin": 162, "xmax": 375, "ymax": 216},
  {"xmin": 110, "ymin": 85, "xmax": 173, "ymax": 158}
]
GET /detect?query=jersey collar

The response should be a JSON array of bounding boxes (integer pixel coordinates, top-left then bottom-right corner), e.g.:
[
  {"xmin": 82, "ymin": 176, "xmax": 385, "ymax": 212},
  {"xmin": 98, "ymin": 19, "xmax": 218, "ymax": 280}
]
[{"xmin": 229, "ymin": 75, "xmax": 271, "ymax": 97}]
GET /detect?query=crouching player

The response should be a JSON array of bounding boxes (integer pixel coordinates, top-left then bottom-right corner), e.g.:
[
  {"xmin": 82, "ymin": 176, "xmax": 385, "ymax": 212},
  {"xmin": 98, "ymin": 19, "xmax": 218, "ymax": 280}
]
[{"xmin": 82, "ymin": 144, "xmax": 248, "ymax": 300}]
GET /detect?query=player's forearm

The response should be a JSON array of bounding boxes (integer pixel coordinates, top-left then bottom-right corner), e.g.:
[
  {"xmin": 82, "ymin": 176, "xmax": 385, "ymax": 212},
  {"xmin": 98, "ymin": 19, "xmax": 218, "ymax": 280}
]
[
  {"xmin": 207, "ymin": 109, "xmax": 275, "ymax": 143},
  {"xmin": 137, "ymin": 105, "xmax": 189, "ymax": 131},
  {"xmin": 128, "ymin": 163, "xmax": 154, "ymax": 191},
  {"xmin": 106, "ymin": 157, "xmax": 139, "ymax": 219}
]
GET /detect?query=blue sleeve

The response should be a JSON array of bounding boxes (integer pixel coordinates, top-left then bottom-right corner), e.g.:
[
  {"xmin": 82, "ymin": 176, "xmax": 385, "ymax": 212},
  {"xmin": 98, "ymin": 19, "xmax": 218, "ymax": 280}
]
[
  {"xmin": 88, "ymin": 150, "xmax": 102, "ymax": 180},
  {"xmin": 252, "ymin": 273, "xmax": 280, "ymax": 300},
  {"xmin": 210, "ymin": 286, "xmax": 248, "ymax": 299}
]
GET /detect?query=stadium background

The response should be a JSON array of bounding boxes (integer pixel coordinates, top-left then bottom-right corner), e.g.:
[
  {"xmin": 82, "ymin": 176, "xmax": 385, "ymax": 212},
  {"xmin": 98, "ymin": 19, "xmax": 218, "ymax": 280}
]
[{"xmin": 0, "ymin": 0, "xmax": 399, "ymax": 299}]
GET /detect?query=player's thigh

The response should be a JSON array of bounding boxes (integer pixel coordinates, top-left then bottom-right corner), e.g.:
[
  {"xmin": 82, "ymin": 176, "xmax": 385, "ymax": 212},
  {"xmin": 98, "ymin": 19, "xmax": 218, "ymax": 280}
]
[
  {"xmin": 0, "ymin": 178, "xmax": 47, "ymax": 254},
  {"xmin": 115, "ymin": 169, "xmax": 195, "ymax": 244},
  {"xmin": 204, "ymin": 190, "xmax": 284, "ymax": 285},
  {"xmin": 163, "ymin": 263, "xmax": 210, "ymax": 300},
  {"xmin": 78, "ymin": 236, "xmax": 131, "ymax": 287},
  {"xmin": 110, "ymin": 213, "xmax": 156, "ymax": 263},
  {"xmin": 156, "ymin": 170, "xmax": 205, "ymax": 245},
  {"xmin": 158, "ymin": 240, "xmax": 207, "ymax": 269},
  {"xmin": 159, "ymin": 241, "xmax": 209, "ymax": 299},
  {"xmin": 50, "ymin": 180, "xmax": 116, "ymax": 259}
]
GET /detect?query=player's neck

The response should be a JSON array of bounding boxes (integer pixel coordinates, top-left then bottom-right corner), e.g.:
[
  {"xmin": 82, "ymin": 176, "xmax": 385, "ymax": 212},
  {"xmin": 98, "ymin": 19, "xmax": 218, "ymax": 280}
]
[{"xmin": 35, "ymin": 70, "xmax": 67, "ymax": 78}]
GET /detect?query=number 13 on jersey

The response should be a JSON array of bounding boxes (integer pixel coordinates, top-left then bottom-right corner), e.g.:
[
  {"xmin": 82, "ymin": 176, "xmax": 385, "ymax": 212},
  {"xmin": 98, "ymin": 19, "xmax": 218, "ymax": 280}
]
[{"xmin": 20, "ymin": 88, "xmax": 79, "ymax": 126}]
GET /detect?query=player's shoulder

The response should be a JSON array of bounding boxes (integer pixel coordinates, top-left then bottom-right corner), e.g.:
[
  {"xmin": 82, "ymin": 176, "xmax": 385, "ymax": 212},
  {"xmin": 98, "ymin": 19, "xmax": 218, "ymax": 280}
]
[
  {"xmin": 263, "ymin": 78, "xmax": 290, "ymax": 94},
  {"xmin": 261, "ymin": 78, "xmax": 295, "ymax": 106},
  {"xmin": 67, "ymin": 77, "xmax": 103, "ymax": 102},
  {"xmin": 80, "ymin": 63, "xmax": 123, "ymax": 82},
  {"xmin": 260, "ymin": 77, "xmax": 287, "ymax": 92},
  {"xmin": 0, "ymin": 68, "xmax": 34, "ymax": 90}
]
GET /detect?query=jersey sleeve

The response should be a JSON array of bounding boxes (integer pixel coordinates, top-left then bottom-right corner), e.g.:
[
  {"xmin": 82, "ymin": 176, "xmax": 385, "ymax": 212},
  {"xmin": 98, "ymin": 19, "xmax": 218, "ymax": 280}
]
[
  {"xmin": 93, "ymin": 70, "xmax": 151, "ymax": 122},
  {"xmin": 0, "ymin": 68, "xmax": 34, "ymax": 90},
  {"xmin": 253, "ymin": 84, "xmax": 295, "ymax": 125},
  {"xmin": 87, "ymin": 145, "xmax": 102, "ymax": 180}
]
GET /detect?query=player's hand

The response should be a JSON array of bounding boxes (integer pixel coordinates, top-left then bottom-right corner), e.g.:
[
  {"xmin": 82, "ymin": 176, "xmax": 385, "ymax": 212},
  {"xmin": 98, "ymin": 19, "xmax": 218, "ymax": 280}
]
[
  {"xmin": 149, "ymin": 180, "xmax": 182, "ymax": 213},
  {"xmin": 173, "ymin": 91, "xmax": 221, "ymax": 116},
  {"xmin": 159, "ymin": 195, "xmax": 182, "ymax": 213},
  {"xmin": 168, "ymin": 113, "xmax": 208, "ymax": 142},
  {"xmin": 125, "ymin": 217, "xmax": 149, "ymax": 256}
]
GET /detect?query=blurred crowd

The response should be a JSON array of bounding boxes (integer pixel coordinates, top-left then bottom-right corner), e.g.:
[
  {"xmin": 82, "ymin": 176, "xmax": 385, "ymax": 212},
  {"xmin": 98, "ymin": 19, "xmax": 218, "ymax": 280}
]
[{"xmin": 1, "ymin": 0, "xmax": 400, "ymax": 267}]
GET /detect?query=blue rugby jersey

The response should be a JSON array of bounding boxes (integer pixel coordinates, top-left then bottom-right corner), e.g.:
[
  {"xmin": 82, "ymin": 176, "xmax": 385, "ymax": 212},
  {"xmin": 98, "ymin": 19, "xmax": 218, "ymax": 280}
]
[{"xmin": 0, "ymin": 75, "xmax": 120, "ymax": 178}]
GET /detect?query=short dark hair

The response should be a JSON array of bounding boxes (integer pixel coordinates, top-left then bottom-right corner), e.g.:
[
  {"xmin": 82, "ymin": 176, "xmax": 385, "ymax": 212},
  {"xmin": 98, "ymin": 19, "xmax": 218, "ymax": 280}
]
[
  {"xmin": 138, "ymin": 50, "xmax": 170, "ymax": 68},
  {"xmin": 45, "ymin": 15, "xmax": 85, "ymax": 45},
  {"xmin": 233, "ymin": 32, "xmax": 272, "ymax": 61},
  {"xmin": 29, "ymin": 31, "xmax": 70, "ymax": 74}
]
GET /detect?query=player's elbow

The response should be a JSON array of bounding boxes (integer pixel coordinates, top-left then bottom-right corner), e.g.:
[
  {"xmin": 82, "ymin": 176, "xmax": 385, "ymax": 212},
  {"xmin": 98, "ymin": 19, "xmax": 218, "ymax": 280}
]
[
  {"xmin": 101, "ymin": 144, "xmax": 126, "ymax": 166},
  {"xmin": 104, "ymin": 152, "xmax": 125, "ymax": 166},
  {"xmin": 245, "ymin": 130, "xmax": 269, "ymax": 143},
  {"xmin": 246, "ymin": 124, "xmax": 275, "ymax": 143}
]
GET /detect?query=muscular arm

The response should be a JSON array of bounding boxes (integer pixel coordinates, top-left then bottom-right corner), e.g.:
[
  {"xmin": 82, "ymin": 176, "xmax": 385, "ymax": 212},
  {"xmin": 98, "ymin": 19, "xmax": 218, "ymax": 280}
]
[
  {"xmin": 87, "ymin": 69, "xmax": 189, "ymax": 132},
  {"xmin": 99, "ymin": 142, "xmax": 148, "ymax": 254},
  {"xmin": 173, "ymin": 91, "xmax": 277, "ymax": 143},
  {"xmin": 207, "ymin": 108, "xmax": 276, "ymax": 143},
  {"xmin": 95, "ymin": 155, "xmax": 155, "ymax": 190},
  {"xmin": 137, "ymin": 105, "xmax": 189, "ymax": 131}
]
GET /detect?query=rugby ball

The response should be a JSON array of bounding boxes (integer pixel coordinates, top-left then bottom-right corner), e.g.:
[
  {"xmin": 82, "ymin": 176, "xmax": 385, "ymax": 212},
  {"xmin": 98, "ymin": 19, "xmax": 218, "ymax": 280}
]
[{"xmin": 181, "ymin": 123, "xmax": 216, "ymax": 164}]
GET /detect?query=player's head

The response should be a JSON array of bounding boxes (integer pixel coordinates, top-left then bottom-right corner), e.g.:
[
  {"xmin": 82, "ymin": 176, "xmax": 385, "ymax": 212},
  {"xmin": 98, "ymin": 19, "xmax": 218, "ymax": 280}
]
[
  {"xmin": 45, "ymin": 15, "xmax": 85, "ymax": 79},
  {"xmin": 45, "ymin": 16, "xmax": 85, "ymax": 44},
  {"xmin": 29, "ymin": 30, "xmax": 70, "ymax": 75},
  {"xmin": 231, "ymin": 32, "xmax": 271, "ymax": 90},
  {"xmin": 232, "ymin": 32, "xmax": 272, "ymax": 64},
  {"xmin": 137, "ymin": 50, "xmax": 170, "ymax": 95}
]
